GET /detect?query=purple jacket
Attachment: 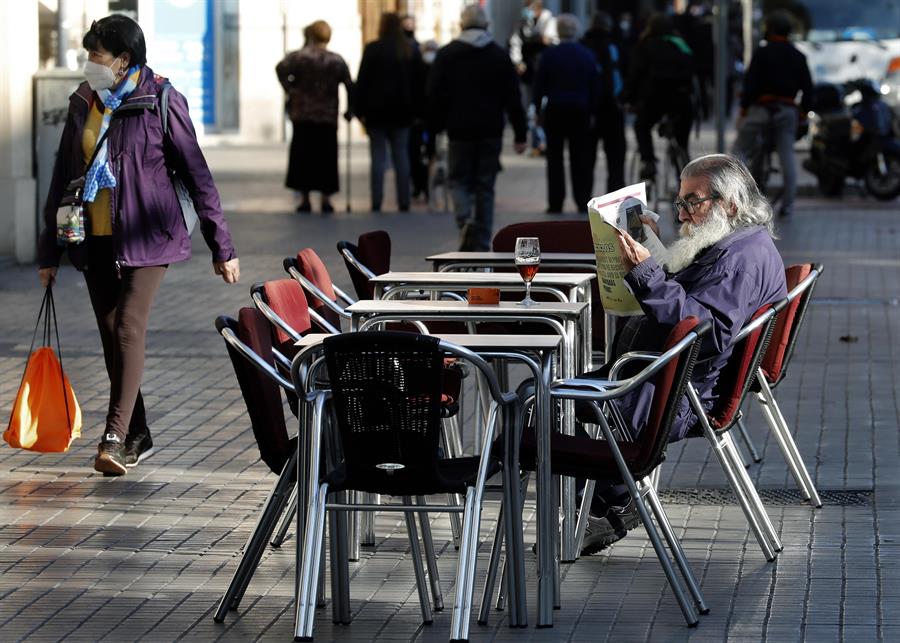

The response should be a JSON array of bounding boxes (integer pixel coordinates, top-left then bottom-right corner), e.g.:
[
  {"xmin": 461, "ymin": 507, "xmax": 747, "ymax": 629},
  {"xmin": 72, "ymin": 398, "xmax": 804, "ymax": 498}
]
[
  {"xmin": 38, "ymin": 66, "xmax": 236, "ymax": 270},
  {"xmin": 619, "ymin": 225, "xmax": 787, "ymax": 441}
]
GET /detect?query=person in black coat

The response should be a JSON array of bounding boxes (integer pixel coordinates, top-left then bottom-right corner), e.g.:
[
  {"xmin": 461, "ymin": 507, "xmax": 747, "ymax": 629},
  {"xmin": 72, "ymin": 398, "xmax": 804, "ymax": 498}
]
[
  {"xmin": 581, "ymin": 12, "xmax": 627, "ymax": 193},
  {"xmin": 533, "ymin": 14, "xmax": 600, "ymax": 212},
  {"xmin": 355, "ymin": 12, "xmax": 422, "ymax": 212},
  {"xmin": 621, "ymin": 13, "xmax": 697, "ymax": 180},
  {"xmin": 427, "ymin": 5, "xmax": 527, "ymax": 250}
]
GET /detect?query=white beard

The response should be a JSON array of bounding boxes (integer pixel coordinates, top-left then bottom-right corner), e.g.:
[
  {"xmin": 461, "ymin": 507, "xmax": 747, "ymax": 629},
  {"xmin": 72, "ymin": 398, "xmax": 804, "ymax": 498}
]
[{"xmin": 665, "ymin": 205, "xmax": 734, "ymax": 273}]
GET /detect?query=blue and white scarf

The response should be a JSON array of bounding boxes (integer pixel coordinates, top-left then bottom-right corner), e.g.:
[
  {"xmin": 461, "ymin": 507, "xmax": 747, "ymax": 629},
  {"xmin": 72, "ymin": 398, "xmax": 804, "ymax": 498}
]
[{"xmin": 82, "ymin": 66, "xmax": 141, "ymax": 203}]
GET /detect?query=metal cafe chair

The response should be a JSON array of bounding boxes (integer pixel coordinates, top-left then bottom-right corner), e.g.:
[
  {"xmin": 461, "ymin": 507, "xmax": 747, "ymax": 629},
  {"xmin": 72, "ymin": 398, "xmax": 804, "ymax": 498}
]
[
  {"xmin": 686, "ymin": 303, "xmax": 785, "ymax": 561},
  {"xmin": 291, "ymin": 331, "xmax": 519, "ymax": 643},
  {"xmin": 212, "ymin": 308, "xmax": 299, "ymax": 623},
  {"xmin": 747, "ymin": 263, "xmax": 825, "ymax": 507},
  {"xmin": 482, "ymin": 317, "xmax": 712, "ymax": 627},
  {"xmin": 337, "ymin": 230, "xmax": 391, "ymax": 301},
  {"xmin": 284, "ymin": 247, "xmax": 356, "ymax": 334}
]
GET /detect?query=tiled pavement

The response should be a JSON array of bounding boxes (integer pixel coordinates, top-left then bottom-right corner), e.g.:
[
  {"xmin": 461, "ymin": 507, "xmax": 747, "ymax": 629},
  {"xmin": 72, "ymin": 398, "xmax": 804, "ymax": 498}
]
[{"xmin": 1, "ymin": 138, "xmax": 899, "ymax": 642}]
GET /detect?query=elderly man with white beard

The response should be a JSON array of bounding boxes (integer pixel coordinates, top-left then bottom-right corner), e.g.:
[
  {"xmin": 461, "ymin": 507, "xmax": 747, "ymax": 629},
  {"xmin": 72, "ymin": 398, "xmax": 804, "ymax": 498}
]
[{"xmin": 577, "ymin": 153, "xmax": 788, "ymax": 554}]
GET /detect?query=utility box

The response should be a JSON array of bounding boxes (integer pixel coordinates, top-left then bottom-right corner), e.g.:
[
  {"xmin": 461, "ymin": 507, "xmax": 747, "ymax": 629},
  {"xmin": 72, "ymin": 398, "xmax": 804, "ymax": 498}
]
[{"xmin": 33, "ymin": 69, "xmax": 82, "ymax": 228}]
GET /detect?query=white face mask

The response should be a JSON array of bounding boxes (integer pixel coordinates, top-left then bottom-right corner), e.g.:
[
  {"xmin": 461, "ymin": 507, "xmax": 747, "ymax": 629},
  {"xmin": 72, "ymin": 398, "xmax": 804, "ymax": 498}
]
[{"xmin": 83, "ymin": 58, "xmax": 120, "ymax": 91}]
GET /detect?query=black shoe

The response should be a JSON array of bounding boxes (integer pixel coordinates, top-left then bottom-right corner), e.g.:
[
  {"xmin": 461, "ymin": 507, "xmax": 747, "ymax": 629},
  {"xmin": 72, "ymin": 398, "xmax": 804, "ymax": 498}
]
[
  {"xmin": 296, "ymin": 201, "xmax": 312, "ymax": 213},
  {"xmin": 546, "ymin": 206, "xmax": 563, "ymax": 214},
  {"xmin": 124, "ymin": 430, "xmax": 154, "ymax": 467},
  {"xmin": 94, "ymin": 433, "xmax": 127, "ymax": 476},
  {"xmin": 321, "ymin": 200, "xmax": 334, "ymax": 214},
  {"xmin": 580, "ymin": 497, "xmax": 642, "ymax": 556}
]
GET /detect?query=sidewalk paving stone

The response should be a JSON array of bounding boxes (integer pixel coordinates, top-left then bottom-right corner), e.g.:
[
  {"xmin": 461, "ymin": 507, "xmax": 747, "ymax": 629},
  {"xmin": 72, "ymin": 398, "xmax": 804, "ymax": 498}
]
[{"xmin": 1, "ymin": 138, "xmax": 899, "ymax": 640}]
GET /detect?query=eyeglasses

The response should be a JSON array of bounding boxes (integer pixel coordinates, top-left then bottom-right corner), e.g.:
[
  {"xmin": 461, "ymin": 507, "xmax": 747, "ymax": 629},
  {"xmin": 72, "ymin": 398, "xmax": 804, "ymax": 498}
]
[{"xmin": 673, "ymin": 195, "xmax": 719, "ymax": 215}]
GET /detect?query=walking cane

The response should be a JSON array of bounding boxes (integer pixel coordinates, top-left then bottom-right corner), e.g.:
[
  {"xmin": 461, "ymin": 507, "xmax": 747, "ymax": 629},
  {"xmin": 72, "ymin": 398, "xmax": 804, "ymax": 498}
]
[{"xmin": 345, "ymin": 114, "xmax": 352, "ymax": 213}]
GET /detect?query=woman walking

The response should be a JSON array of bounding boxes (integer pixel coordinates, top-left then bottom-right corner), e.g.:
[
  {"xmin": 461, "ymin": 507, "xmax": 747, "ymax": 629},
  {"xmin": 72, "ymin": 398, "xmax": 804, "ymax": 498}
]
[
  {"xmin": 355, "ymin": 12, "xmax": 422, "ymax": 212},
  {"xmin": 276, "ymin": 20, "xmax": 352, "ymax": 214},
  {"xmin": 37, "ymin": 15, "xmax": 239, "ymax": 476}
]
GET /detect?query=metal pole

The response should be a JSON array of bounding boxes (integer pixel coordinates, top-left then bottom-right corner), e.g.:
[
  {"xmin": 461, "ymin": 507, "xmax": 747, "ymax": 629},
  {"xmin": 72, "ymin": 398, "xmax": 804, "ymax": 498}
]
[
  {"xmin": 715, "ymin": 0, "xmax": 729, "ymax": 152},
  {"xmin": 56, "ymin": 0, "xmax": 67, "ymax": 68}
]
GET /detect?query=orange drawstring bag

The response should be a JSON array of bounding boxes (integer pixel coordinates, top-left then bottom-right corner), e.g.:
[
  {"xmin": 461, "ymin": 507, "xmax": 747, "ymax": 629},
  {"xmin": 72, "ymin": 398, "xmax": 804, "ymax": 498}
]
[{"xmin": 4, "ymin": 287, "xmax": 81, "ymax": 452}]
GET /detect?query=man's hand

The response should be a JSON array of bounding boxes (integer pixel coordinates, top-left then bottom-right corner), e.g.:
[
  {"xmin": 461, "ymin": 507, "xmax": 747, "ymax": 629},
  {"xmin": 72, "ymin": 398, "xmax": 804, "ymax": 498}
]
[
  {"xmin": 639, "ymin": 214, "xmax": 660, "ymax": 237},
  {"xmin": 214, "ymin": 258, "xmax": 240, "ymax": 284},
  {"xmin": 38, "ymin": 267, "xmax": 57, "ymax": 289},
  {"xmin": 616, "ymin": 229, "xmax": 651, "ymax": 273},
  {"xmin": 514, "ymin": 142, "xmax": 527, "ymax": 154}
]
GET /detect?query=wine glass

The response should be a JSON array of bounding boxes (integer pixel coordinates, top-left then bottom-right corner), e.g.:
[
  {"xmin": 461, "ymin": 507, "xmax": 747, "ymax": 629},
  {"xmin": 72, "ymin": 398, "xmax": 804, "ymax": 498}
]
[{"xmin": 514, "ymin": 237, "xmax": 541, "ymax": 306}]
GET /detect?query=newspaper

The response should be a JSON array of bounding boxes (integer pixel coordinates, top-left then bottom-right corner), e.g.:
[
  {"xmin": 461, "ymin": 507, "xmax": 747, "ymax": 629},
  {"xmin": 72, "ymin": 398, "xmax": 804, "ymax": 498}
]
[{"xmin": 587, "ymin": 183, "xmax": 670, "ymax": 316}]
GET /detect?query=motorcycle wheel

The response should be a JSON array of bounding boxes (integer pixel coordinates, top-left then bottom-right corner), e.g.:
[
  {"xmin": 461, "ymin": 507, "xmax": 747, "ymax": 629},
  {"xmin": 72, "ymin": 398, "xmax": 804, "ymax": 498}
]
[
  {"xmin": 864, "ymin": 152, "xmax": 900, "ymax": 200},
  {"xmin": 817, "ymin": 172, "xmax": 844, "ymax": 197}
]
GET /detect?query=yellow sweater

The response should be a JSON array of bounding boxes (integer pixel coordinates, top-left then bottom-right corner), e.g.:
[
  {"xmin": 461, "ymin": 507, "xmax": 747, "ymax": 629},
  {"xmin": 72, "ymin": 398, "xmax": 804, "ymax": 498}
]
[{"xmin": 81, "ymin": 102, "xmax": 112, "ymax": 236}]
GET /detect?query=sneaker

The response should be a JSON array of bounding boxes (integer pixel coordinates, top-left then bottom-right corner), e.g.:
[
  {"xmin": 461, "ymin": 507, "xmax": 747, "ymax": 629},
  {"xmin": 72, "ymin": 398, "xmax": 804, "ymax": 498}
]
[
  {"xmin": 296, "ymin": 201, "xmax": 312, "ymax": 213},
  {"xmin": 124, "ymin": 430, "xmax": 154, "ymax": 467},
  {"xmin": 94, "ymin": 433, "xmax": 127, "ymax": 476},
  {"xmin": 580, "ymin": 497, "xmax": 643, "ymax": 556}
]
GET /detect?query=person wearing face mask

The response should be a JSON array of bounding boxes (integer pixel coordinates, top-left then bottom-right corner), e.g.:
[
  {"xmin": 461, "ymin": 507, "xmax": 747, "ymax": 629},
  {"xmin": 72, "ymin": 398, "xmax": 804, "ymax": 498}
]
[{"xmin": 37, "ymin": 15, "xmax": 239, "ymax": 476}]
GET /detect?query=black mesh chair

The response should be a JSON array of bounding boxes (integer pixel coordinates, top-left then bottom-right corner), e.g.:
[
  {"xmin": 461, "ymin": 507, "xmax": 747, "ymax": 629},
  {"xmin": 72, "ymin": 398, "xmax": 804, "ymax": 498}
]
[
  {"xmin": 213, "ymin": 308, "xmax": 298, "ymax": 623},
  {"xmin": 291, "ymin": 331, "xmax": 518, "ymax": 643}
]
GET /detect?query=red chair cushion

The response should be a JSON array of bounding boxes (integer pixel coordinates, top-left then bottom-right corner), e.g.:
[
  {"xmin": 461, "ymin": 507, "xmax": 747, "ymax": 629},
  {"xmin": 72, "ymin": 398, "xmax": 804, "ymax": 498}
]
[
  {"xmin": 761, "ymin": 264, "xmax": 812, "ymax": 383},
  {"xmin": 645, "ymin": 317, "xmax": 701, "ymax": 437},
  {"xmin": 358, "ymin": 230, "xmax": 391, "ymax": 276},
  {"xmin": 710, "ymin": 305, "xmax": 772, "ymax": 430},
  {"xmin": 262, "ymin": 279, "xmax": 311, "ymax": 347},
  {"xmin": 234, "ymin": 307, "xmax": 292, "ymax": 474},
  {"xmin": 296, "ymin": 248, "xmax": 341, "ymax": 328}
]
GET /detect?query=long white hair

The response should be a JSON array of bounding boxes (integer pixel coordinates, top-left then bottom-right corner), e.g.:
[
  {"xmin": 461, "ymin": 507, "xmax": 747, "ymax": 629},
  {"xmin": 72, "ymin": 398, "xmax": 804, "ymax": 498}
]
[{"xmin": 680, "ymin": 153, "xmax": 776, "ymax": 237}]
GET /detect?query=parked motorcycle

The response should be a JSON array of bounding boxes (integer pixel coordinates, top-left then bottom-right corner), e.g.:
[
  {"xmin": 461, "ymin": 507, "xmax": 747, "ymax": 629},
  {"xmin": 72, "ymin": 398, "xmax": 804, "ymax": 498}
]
[{"xmin": 803, "ymin": 79, "xmax": 900, "ymax": 200}]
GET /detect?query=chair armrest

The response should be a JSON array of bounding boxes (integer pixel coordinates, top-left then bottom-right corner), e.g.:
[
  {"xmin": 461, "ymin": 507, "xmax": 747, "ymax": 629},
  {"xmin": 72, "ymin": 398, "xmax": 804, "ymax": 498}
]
[{"xmin": 219, "ymin": 325, "xmax": 295, "ymax": 393}]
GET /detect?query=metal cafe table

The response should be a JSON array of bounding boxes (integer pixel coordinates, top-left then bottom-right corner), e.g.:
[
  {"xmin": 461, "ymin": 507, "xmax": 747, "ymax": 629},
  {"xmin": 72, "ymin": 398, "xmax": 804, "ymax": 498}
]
[
  {"xmin": 426, "ymin": 251, "xmax": 597, "ymax": 273},
  {"xmin": 291, "ymin": 332, "xmax": 562, "ymax": 631},
  {"xmin": 370, "ymin": 271, "xmax": 594, "ymax": 306},
  {"xmin": 346, "ymin": 298, "xmax": 588, "ymax": 628}
]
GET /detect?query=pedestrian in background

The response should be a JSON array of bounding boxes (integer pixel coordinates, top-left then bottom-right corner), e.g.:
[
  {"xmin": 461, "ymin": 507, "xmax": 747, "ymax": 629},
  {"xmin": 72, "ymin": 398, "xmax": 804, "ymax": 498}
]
[
  {"xmin": 581, "ymin": 12, "xmax": 627, "ymax": 193},
  {"xmin": 509, "ymin": 0, "xmax": 556, "ymax": 156},
  {"xmin": 37, "ymin": 15, "xmax": 239, "ymax": 476},
  {"xmin": 732, "ymin": 11, "xmax": 812, "ymax": 219},
  {"xmin": 355, "ymin": 12, "xmax": 422, "ymax": 212},
  {"xmin": 622, "ymin": 13, "xmax": 697, "ymax": 181},
  {"xmin": 427, "ymin": 4, "xmax": 527, "ymax": 250},
  {"xmin": 276, "ymin": 20, "xmax": 352, "ymax": 214},
  {"xmin": 533, "ymin": 14, "xmax": 599, "ymax": 213}
]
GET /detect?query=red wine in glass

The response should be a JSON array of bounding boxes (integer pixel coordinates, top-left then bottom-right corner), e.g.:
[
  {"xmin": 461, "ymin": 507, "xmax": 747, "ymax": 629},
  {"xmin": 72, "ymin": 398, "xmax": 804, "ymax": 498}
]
[{"xmin": 514, "ymin": 237, "xmax": 540, "ymax": 306}]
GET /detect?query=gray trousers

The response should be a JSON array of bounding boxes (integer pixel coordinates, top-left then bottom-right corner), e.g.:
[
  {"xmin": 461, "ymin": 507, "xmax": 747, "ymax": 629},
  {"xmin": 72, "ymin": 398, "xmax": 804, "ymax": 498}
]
[
  {"xmin": 448, "ymin": 138, "xmax": 503, "ymax": 251},
  {"xmin": 732, "ymin": 104, "xmax": 799, "ymax": 216}
]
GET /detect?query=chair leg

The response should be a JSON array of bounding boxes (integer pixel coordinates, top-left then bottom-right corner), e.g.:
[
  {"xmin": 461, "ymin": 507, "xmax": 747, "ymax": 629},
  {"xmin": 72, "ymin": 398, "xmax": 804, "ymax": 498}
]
[
  {"xmin": 271, "ymin": 485, "xmax": 298, "ymax": 548},
  {"xmin": 574, "ymin": 478, "xmax": 596, "ymax": 557},
  {"xmin": 756, "ymin": 377, "xmax": 822, "ymax": 507},
  {"xmin": 403, "ymin": 499, "xmax": 433, "ymax": 625},
  {"xmin": 450, "ymin": 487, "xmax": 479, "ymax": 642},
  {"xmin": 642, "ymin": 481, "xmax": 708, "ymax": 614},
  {"xmin": 630, "ymin": 482, "xmax": 699, "ymax": 626},
  {"xmin": 416, "ymin": 496, "xmax": 444, "ymax": 611},
  {"xmin": 722, "ymin": 432, "xmax": 783, "ymax": 552},
  {"xmin": 294, "ymin": 483, "xmax": 329, "ymax": 641},
  {"xmin": 478, "ymin": 507, "xmax": 504, "ymax": 625},
  {"xmin": 361, "ymin": 493, "xmax": 377, "ymax": 546},
  {"xmin": 316, "ymin": 537, "xmax": 327, "ymax": 608},
  {"xmin": 688, "ymin": 384, "xmax": 777, "ymax": 562},
  {"xmin": 442, "ymin": 417, "xmax": 463, "ymax": 549},
  {"xmin": 735, "ymin": 417, "xmax": 763, "ymax": 464},
  {"xmin": 214, "ymin": 453, "xmax": 296, "ymax": 622}
]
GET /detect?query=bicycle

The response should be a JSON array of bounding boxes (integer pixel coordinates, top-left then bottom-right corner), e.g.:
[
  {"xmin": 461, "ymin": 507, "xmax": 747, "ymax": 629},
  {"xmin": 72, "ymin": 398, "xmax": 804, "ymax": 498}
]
[{"xmin": 627, "ymin": 114, "xmax": 690, "ymax": 220}]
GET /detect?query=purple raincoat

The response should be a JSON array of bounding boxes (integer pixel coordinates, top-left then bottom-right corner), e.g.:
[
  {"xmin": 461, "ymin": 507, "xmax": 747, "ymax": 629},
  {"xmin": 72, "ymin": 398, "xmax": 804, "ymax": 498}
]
[
  {"xmin": 38, "ymin": 66, "xmax": 235, "ymax": 270},
  {"xmin": 619, "ymin": 225, "xmax": 788, "ymax": 442}
]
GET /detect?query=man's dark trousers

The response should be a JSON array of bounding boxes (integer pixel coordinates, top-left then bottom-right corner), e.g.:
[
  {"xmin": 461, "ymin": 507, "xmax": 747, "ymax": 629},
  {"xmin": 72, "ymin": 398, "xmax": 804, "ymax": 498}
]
[
  {"xmin": 544, "ymin": 103, "xmax": 593, "ymax": 212},
  {"xmin": 448, "ymin": 137, "xmax": 503, "ymax": 251}
]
